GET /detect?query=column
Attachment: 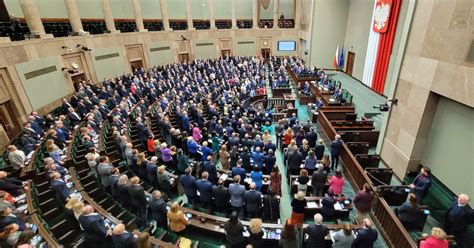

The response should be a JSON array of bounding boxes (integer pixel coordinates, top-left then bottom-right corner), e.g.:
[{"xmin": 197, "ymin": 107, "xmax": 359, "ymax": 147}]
[
  {"xmin": 101, "ymin": 0, "xmax": 119, "ymax": 33},
  {"xmin": 252, "ymin": 0, "xmax": 259, "ymax": 29},
  {"xmin": 185, "ymin": 0, "xmax": 194, "ymax": 30},
  {"xmin": 231, "ymin": 0, "xmax": 237, "ymax": 29},
  {"xmin": 64, "ymin": 0, "xmax": 85, "ymax": 33},
  {"xmin": 273, "ymin": 0, "xmax": 280, "ymax": 28},
  {"xmin": 131, "ymin": 0, "xmax": 147, "ymax": 32},
  {"xmin": 159, "ymin": 0, "xmax": 170, "ymax": 31},
  {"xmin": 208, "ymin": 0, "xmax": 216, "ymax": 29},
  {"xmin": 19, "ymin": 0, "xmax": 52, "ymax": 38},
  {"xmin": 294, "ymin": 0, "xmax": 301, "ymax": 29}
]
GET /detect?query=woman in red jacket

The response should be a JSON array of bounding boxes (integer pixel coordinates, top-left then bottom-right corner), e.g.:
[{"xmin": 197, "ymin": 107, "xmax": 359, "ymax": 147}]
[
  {"xmin": 283, "ymin": 128, "xmax": 294, "ymax": 149},
  {"xmin": 420, "ymin": 227, "xmax": 449, "ymax": 248}
]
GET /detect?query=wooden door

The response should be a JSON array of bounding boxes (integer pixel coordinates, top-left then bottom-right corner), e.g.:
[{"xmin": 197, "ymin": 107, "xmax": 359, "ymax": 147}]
[
  {"xmin": 261, "ymin": 48, "xmax": 271, "ymax": 59},
  {"xmin": 346, "ymin": 51, "xmax": 355, "ymax": 76},
  {"xmin": 130, "ymin": 60, "xmax": 143, "ymax": 72},
  {"xmin": 179, "ymin": 53, "xmax": 189, "ymax": 62},
  {"xmin": 221, "ymin": 49, "xmax": 231, "ymax": 57},
  {"xmin": 71, "ymin": 73, "xmax": 87, "ymax": 92},
  {"xmin": 0, "ymin": 102, "xmax": 20, "ymax": 139}
]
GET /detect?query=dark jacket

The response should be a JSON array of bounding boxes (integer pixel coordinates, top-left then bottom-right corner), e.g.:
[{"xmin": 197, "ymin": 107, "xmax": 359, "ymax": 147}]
[
  {"xmin": 196, "ymin": 179, "xmax": 213, "ymax": 202},
  {"xmin": 353, "ymin": 190, "xmax": 374, "ymax": 213},
  {"xmin": 128, "ymin": 184, "xmax": 147, "ymax": 208},
  {"xmin": 304, "ymin": 224, "xmax": 329, "ymax": 248},
  {"xmin": 224, "ymin": 221, "xmax": 245, "ymax": 245},
  {"xmin": 314, "ymin": 145, "xmax": 325, "ymax": 160},
  {"xmin": 244, "ymin": 190, "xmax": 262, "ymax": 213},
  {"xmin": 116, "ymin": 183, "xmax": 131, "ymax": 207},
  {"xmin": 311, "ymin": 170, "xmax": 327, "ymax": 189},
  {"xmin": 149, "ymin": 197, "xmax": 168, "ymax": 226},
  {"xmin": 50, "ymin": 179, "xmax": 71, "ymax": 203},
  {"xmin": 231, "ymin": 167, "xmax": 246, "ymax": 181},
  {"xmin": 352, "ymin": 228, "xmax": 378, "ymax": 248},
  {"xmin": 412, "ymin": 174, "xmax": 432, "ymax": 201},
  {"xmin": 445, "ymin": 201, "xmax": 474, "ymax": 233},
  {"xmin": 112, "ymin": 232, "xmax": 137, "ymax": 248},
  {"xmin": 287, "ymin": 150, "xmax": 304, "ymax": 170},
  {"xmin": 212, "ymin": 185, "xmax": 230, "ymax": 210},
  {"xmin": 179, "ymin": 174, "xmax": 197, "ymax": 197},
  {"xmin": 79, "ymin": 214, "xmax": 108, "ymax": 242},
  {"xmin": 330, "ymin": 139, "xmax": 343, "ymax": 155}
]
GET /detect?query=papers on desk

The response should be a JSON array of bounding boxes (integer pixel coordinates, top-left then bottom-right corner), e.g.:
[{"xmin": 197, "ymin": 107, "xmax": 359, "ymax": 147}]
[
  {"xmin": 220, "ymin": 173, "xmax": 228, "ymax": 181},
  {"xmin": 334, "ymin": 202, "xmax": 343, "ymax": 210},
  {"xmin": 329, "ymin": 98, "xmax": 336, "ymax": 102},
  {"xmin": 307, "ymin": 201, "xmax": 318, "ymax": 208},
  {"xmin": 244, "ymin": 178, "xmax": 252, "ymax": 184},
  {"xmin": 329, "ymin": 230, "xmax": 336, "ymax": 242}
]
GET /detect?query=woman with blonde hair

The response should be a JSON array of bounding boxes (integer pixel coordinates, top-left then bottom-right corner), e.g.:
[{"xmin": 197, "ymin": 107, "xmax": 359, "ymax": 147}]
[
  {"xmin": 133, "ymin": 230, "xmax": 151, "ymax": 248},
  {"xmin": 219, "ymin": 146, "xmax": 230, "ymax": 170},
  {"xmin": 420, "ymin": 227, "xmax": 448, "ymax": 248},
  {"xmin": 332, "ymin": 223, "xmax": 354, "ymax": 248},
  {"xmin": 290, "ymin": 191, "xmax": 307, "ymax": 226},
  {"xmin": 248, "ymin": 218, "xmax": 264, "ymax": 248},
  {"xmin": 262, "ymin": 130, "xmax": 271, "ymax": 145},
  {"xmin": 136, "ymin": 152, "xmax": 148, "ymax": 181},
  {"xmin": 167, "ymin": 202, "xmax": 189, "ymax": 235},
  {"xmin": 321, "ymin": 154, "xmax": 331, "ymax": 174},
  {"xmin": 46, "ymin": 139, "xmax": 65, "ymax": 164}
]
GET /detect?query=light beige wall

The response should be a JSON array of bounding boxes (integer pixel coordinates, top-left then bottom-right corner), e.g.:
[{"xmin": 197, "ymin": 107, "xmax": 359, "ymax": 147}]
[
  {"xmin": 77, "ymin": 0, "xmax": 103, "ymax": 19},
  {"xmin": 236, "ymin": 0, "xmax": 253, "ymax": 19},
  {"xmin": 308, "ymin": 0, "xmax": 349, "ymax": 68},
  {"xmin": 141, "ymin": 0, "xmax": 162, "ymax": 19},
  {"xmin": 15, "ymin": 56, "xmax": 70, "ymax": 110},
  {"xmin": 147, "ymin": 41, "xmax": 174, "ymax": 66},
  {"xmin": 191, "ymin": 0, "xmax": 211, "ymax": 20},
  {"xmin": 234, "ymin": 37, "xmax": 257, "ymax": 56},
  {"xmin": 214, "ymin": 0, "xmax": 232, "ymax": 19},
  {"xmin": 343, "ymin": 0, "xmax": 372, "ymax": 81},
  {"xmin": 420, "ymin": 97, "xmax": 474, "ymax": 197},
  {"xmin": 194, "ymin": 39, "xmax": 218, "ymax": 59},
  {"xmin": 382, "ymin": 0, "xmax": 410, "ymax": 96},
  {"xmin": 167, "ymin": 0, "xmax": 187, "ymax": 19},
  {"xmin": 90, "ymin": 46, "xmax": 128, "ymax": 82},
  {"xmin": 380, "ymin": 0, "xmax": 474, "ymax": 179}
]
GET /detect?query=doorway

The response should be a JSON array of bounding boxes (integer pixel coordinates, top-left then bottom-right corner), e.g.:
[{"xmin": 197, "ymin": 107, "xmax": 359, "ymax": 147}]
[
  {"xmin": 71, "ymin": 73, "xmax": 87, "ymax": 92},
  {"xmin": 179, "ymin": 53, "xmax": 190, "ymax": 62},
  {"xmin": 261, "ymin": 48, "xmax": 271, "ymax": 59},
  {"xmin": 221, "ymin": 49, "xmax": 231, "ymax": 57},
  {"xmin": 130, "ymin": 60, "xmax": 144, "ymax": 72},
  {"xmin": 0, "ymin": 101, "xmax": 20, "ymax": 139},
  {"xmin": 346, "ymin": 52, "xmax": 355, "ymax": 76}
]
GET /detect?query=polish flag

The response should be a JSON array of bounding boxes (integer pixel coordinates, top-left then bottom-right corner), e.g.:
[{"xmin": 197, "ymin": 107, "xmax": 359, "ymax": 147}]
[{"xmin": 333, "ymin": 45, "xmax": 339, "ymax": 68}]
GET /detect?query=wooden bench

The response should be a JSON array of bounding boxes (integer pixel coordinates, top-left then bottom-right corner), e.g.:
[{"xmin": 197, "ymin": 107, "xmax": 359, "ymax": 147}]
[
  {"xmin": 340, "ymin": 130, "xmax": 380, "ymax": 147},
  {"xmin": 346, "ymin": 142, "xmax": 370, "ymax": 155},
  {"xmin": 365, "ymin": 167, "xmax": 393, "ymax": 186},
  {"xmin": 355, "ymin": 154, "xmax": 381, "ymax": 169}
]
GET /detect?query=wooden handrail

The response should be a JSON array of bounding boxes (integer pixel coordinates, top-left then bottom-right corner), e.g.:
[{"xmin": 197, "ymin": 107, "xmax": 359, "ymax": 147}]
[
  {"xmin": 317, "ymin": 110, "xmax": 417, "ymax": 247},
  {"xmin": 25, "ymin": 181, "xmax": 63, "ymax": 247}
]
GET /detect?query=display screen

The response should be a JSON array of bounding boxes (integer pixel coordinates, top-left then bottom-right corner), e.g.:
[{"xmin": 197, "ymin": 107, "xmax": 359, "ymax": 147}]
[{"xmin": 277, "ymin": 41, "xmax": 296, "ymax": 51}]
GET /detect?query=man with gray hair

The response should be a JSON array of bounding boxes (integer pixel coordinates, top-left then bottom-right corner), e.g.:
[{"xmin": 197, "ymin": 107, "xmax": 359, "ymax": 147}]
[
  {"xmin": 445, "ymin": 194, "xmax": 473, "ymax": 247},
  {"xmin": 304, "ymin": 213, "xmax": 329, "ymax": 248},
  {"xmin": 330, "ymin": 134, "xmax": 343, "ymax": 170}
]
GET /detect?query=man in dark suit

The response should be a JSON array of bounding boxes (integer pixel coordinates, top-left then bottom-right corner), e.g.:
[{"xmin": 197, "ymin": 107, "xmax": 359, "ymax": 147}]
[
  {"xmin": 314, "ymin": 139, "xmax": 325, "ymax": 160},
  {"xmin": 305, "ymin": 127, "xmax": 318, "ymax": 148},
  {"xmin": 78, "ymin": 205, "xmax": 110, "ymax": 247},
  {"xmin": 304, "ymin": 213, "xmax": 329, "ymax": 248},
  {"xmin": 287, "ymin": 145, "xmax": 304, "ymax": 175},
  {"xmin": 444, "ymin": 194, "xmax": 474, "ymax": 248},
  {"xmin": 67, "ymin": 107, "xmax": 82, "ymax": 127},
  {"xmin": 128, "ymin": 176, "xmax": 147, "ymax": 227},
  {"xmin": 179, "ymin": 167, "xmax": 198, "ymax": 208},
  {"xmin": 196, "ymin": 172, "xmax": 213, "ymax": 212},
  {"xmin": 311, "ymin": 165, "xmax": 327, "ymax": 196},
  {"xmin": 231, "ymin": 161, "xmax": 246, "ymax": 181},
  {"xmin": 50, "ymin": 172, "xmax": 71, "ymax": 203},
  {"xmin": 352, "ymin": 218, "xmax": 378, "ymax": 248},
  {"xmin": 212, "ymin": 179, "xmax": 230, "ymax": 213},
  {"xmin": 148, "ymin": 190, "xmax": 168, "ymax": 229},
  {"xmin": 329, "ymin": 134, "xmax": 343, "ymax": 170},
  {"xmin": 409, "ymin": 166, "xmax": 432, "ymax": 203},
  {"xmin": 112, "ymin": 223, "xmax": 137, "ymax": 248},
  {"xmin": 243, "ymin": 182, "xmax": 262, "ymax": 218},
  {"xmin": 202, "ymin": 157, "xmax": 217, "ymax": 184}
]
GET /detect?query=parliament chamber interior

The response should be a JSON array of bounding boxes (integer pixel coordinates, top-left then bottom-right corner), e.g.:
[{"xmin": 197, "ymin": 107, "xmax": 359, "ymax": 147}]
[{"xmin": 0, "ymin": 0, "xmax": 472, "ymax": 247}]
